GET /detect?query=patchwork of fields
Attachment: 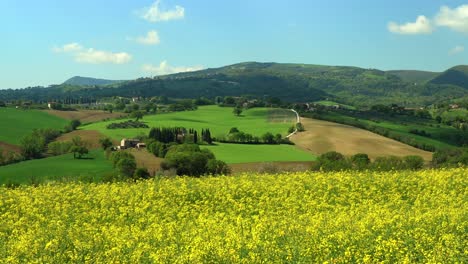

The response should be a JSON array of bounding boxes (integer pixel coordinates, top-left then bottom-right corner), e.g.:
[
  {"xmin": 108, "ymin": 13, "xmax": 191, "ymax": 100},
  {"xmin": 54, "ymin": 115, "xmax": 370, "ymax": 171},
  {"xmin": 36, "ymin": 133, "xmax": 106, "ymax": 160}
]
[
  {"xmin": 81, "ymin": 106, "xmax": 297, "ymax": 140},
  {"xmin": 0, "ymin": 168, "xmax": 465, "ymax": 262}
]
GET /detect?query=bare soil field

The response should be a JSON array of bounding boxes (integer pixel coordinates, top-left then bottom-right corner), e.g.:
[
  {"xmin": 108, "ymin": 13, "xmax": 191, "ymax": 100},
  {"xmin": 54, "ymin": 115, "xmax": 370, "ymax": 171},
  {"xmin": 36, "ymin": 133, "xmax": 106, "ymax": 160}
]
[
  {"xmin": 290, "ymin": 118, "xmax": 433, "ymax": 161},
  {"xmin": 55, "ymin": 130, "xmax": 116, "ymax": 149},
  {"xmin": 0, "ymin": 141, "xmax": 21, "ymax": 154},
  {"xmin": 126, "ymin": 149, "xmax": 163, "ymax": 176},
  {"xmin": 44, "ymin": 110, "xmax": 125, "ymax": 123}
]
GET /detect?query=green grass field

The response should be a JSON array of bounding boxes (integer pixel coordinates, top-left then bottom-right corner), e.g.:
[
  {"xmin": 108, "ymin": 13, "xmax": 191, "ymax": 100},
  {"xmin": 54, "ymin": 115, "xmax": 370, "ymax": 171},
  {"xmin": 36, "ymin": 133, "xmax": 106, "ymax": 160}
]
[
  {"xmin": 0, "ymin": 107, "xmax": 69, "ymax": 145},
  {"xmin": 203, "ymin": 143, "xmax": 316, "ymax": 164},
  {"xmin": 314, "ymin": 100, "xmax": 356, "ymax": 110},
  {"xmin": 0, "ymin": 150, "xmax": 113, "ymax": 185},
  {"xmin": 82, "ymin": 106, "xmax": 296, "ymax": 141}
]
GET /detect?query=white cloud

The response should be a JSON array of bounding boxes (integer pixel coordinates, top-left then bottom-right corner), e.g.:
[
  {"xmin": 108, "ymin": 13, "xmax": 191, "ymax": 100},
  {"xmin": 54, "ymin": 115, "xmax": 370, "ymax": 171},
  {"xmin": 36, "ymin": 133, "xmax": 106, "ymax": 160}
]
[
  {"xmin": 435, "ymin": 5, "xmax": 468, "ymax": 33},
  {"xmin": 388, "ymin": 15, "xmax": 433, "ymax": 35},
  {"xmin": 142, "ymin": 61, "xmax": 204, "ymax": 75},
  {"xmin": 53, "ymin": 43, "xmax": 83, "ymax": 53},
  {"xmin": 53, "ymin": 43, "xmax": 132, "ymax": 64},
  {"xmin": 449, "ymin": 45, "xmax": 465, "ymax": 55},
  {"xmin": 141, "ymin": 0, "xmax": 185, "ymax": 22},
  {"xmin": 75, "ymin": 49, "xmax": 132, "ymax": 64},
  {"xmin": 136, "ymin": 30, "xmax": 160, "ymax": 45}
]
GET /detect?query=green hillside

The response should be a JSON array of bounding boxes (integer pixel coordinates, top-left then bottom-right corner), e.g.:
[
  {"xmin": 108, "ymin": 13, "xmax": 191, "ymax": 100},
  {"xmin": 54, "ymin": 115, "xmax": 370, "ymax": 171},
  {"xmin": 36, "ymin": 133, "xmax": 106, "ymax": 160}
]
[
  {"xmin": 430, "ymin": 65, "xmax": 468, "ymax": 88},
  {"xmin": 0, "ymin": 107, "xmax": 68, "ymax": 145},
  {"xmin": 2, "ymin": 62, "xmax": 468, "ymax": 107},
  {"xmin": 387, "ymin": 70, "xmax": 439, "ymax": 83},
  {"xmin": 0, "ymin": 149, "xmax": 112, "ymax": 185}
]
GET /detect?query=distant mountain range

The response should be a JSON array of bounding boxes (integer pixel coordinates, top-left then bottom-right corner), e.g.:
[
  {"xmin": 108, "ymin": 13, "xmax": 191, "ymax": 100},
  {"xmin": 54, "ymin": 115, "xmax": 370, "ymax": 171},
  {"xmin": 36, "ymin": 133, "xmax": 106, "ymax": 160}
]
[
  {"xmin": 63, "ymin": 76, "xmax": 124, "ymax": 86},
  {"xmin": 1, "ymin": 62, "xmax": 467, "ymax": 107}
]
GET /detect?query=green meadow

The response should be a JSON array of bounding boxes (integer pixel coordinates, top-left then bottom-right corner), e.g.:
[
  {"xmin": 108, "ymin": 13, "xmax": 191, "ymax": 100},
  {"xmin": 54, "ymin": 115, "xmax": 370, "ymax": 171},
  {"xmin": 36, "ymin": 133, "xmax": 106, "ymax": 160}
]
[
  {"xmin": 0, "ymin": 107, "xmax": 68, "ymax": 145},
  {"xmin": 0, "ymin": 150, "xmax": 112, "ymax": 185},
  {"xmin": 203, "ymin": 143, "xmax": 316, "ymax": 164},
  {"xmin": 82, "ymin": 106, "xmax": 296, "ymax": 140}
]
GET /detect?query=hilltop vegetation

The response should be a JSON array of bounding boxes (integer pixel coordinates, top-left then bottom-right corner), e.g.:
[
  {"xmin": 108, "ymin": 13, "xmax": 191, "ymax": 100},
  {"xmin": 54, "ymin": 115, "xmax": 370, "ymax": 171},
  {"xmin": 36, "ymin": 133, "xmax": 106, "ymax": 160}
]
[
  {"xmin": 63, "ymin": 76, "xmax": 124, "ymax": 86},
  {"xmin": 0, "ymin": 168, "xmax": 465, "ymax": 262},
  {"xmin": 430, "ymin": 65, "xmax": 468, "ymax": 88},
  {"xmin": 386, "ymin": 70, "xmax": 439, "ymax": 83},
  {"xmin": 1, "ymin": 62, "xmax": 467, "ymax": 107}
]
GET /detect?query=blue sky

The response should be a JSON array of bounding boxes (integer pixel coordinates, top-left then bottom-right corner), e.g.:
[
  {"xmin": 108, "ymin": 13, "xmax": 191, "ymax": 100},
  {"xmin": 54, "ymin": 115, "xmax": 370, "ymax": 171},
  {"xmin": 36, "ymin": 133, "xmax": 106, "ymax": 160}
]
[{"xmin": 0, "ymin": 0, "xmax": 467, "ymax": 88}]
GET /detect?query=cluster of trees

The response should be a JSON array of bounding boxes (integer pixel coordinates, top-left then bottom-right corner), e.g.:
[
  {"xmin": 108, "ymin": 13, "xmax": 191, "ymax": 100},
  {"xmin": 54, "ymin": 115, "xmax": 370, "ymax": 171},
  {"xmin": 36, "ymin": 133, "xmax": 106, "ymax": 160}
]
[
  {"xmin": 160, "ymin": 144, "xmax": 230, "ymax": 176},
  {"xmin": 108, "ymin": 152, "xmax": 150, "ymax": 181},
  {"xmin": 106, "ymin": 120, "xmax": 149, "ymax": 129},
  {"xmin": 20, "ymin": 128, "xmax": 62, "ymax": 159},
  {"xmin": 218, "ymin": 127, "xmax": 291, "ymax": 145},
  {"xmin": 311, "ymin": 151, "xmax": 425, "ymax": 172},
  {"xmin": 432, "ymin": 148, "xmax": 468, "ymax": 168},
  {"xmin": 148, "ymin": 127, "xmax": 213, "ymax": 144}
]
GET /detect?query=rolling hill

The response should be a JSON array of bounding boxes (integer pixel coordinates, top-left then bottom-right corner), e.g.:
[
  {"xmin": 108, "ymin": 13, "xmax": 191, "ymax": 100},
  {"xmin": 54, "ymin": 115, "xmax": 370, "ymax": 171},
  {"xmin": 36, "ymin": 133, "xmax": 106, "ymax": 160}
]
[
  {"xmin": 430, "ymin": 65, "xmax": 468, "ymax": 88},
  {"xmin": 386, "ymin": 70, "xmax": 439, "ymax": 83},
  {"xmin": 1, "ymin": 62, "xmax": 467, "ymax": 107},
  {"xmin": 63, "ymin": 76, "xmax": 124, "ymax": 86}
]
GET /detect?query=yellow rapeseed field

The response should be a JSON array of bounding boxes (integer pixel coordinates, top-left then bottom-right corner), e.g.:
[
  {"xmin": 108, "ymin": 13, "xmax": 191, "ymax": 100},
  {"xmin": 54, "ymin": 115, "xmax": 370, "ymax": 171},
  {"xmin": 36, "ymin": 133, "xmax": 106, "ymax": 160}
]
[{"xmin": 0, "ymin": 168, "xmax": 466, "ymax": 263}]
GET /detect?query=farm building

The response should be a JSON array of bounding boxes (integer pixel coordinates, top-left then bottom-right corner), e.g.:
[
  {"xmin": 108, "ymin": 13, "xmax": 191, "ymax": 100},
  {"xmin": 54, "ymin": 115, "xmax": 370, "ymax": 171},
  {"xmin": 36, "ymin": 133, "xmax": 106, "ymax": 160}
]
[{"xmin": 120, "ymin": 138, "xmax": 140, "ymax": 149}]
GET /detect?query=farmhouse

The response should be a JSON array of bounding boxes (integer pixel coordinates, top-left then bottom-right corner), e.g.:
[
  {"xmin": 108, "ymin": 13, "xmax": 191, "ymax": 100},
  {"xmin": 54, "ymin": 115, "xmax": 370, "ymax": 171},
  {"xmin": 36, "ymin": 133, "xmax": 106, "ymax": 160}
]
[{"xmin": 120, "ymin": 138, "xmax": 140, "ymax": 149}]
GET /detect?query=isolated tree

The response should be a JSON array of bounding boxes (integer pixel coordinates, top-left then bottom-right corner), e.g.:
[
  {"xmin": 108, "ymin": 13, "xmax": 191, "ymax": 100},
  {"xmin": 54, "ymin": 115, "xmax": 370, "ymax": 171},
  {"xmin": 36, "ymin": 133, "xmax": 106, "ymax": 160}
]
[
  {"xmin": 99, "ymin": 137, "xmax": 113, "ymax": 150},
  {"xmin": 70, "ymin": 136, "xmax": 89, "ymax": 159},
  {"xmin": 70, "ymin": 145, "xmax": 88, "ymax": 159},
  {"xmin": 131, "ymin": 110, "xmax": 144, "ymax": 121},
  {"xmin": 233, "ymin": 106, "xmax": 243, "ymax": 116},
  {"xmin": 105, "ymin": 104, "xmax": 114, "ymax": 113}
]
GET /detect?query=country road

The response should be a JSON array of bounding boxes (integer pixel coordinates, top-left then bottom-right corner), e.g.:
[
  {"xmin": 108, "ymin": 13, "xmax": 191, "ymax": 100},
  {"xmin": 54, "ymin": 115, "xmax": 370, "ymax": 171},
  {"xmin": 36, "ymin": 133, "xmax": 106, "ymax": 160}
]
[{"xmin": 286, "ymin": 109, "xmax": 301, "ymax": 138}]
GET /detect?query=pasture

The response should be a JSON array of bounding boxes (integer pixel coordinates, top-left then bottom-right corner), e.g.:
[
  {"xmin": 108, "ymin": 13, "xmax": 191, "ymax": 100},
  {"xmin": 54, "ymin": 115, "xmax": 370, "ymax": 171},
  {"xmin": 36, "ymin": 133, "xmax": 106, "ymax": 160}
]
[
  {"xmin": 202, "ymin": 143, "xmax": 316, "ymax": 164},
  {"xmin": 290, "ymin": 117, "xmax": 433, "ymax": 160},
  {"xmin": 0, "ymin": 107, "xmax": 68, "ymax": 145},
  {"xmin": 81, "ymin": 106, "xmax": 296, "ymax": 141},
  {"xmin": 0, "ymin": 150, "xmax": 112, "ymax": 185}
]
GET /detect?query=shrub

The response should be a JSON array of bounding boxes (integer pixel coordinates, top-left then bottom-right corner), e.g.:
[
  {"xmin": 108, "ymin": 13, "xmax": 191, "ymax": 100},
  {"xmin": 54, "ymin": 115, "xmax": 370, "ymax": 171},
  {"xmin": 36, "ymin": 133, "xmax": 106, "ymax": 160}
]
[
  {"xmin": 117, "ymin": 158, "xmax": 137, "ymax": 177},
  {"xmin": 47, "ymin": 141, "xmax": 73, "ymax": 156},
  {"xmin": 403, "ymin": 155, "xmax": 425, "ymax": 170},
  {"xmin": 133, "ymin": 168, "xmax": 151, "ymax": 180},
  {"xmin": 351, "ymin": 153, "xmax": 370, "ymax": 170},
  {"xmin": 372, "ymin": 156, "xmax": 404, "ymax": 171},
  {"xmin": 311, "ymin": 151, "xmax": 352, "ymax": 171},
  {"xmin": 296, "ymin": 122, "xmax": 305, "ymax": 132},
  {"xmin": 206, "ymin": 160, "xmax": 231, "ymax": 175}
]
